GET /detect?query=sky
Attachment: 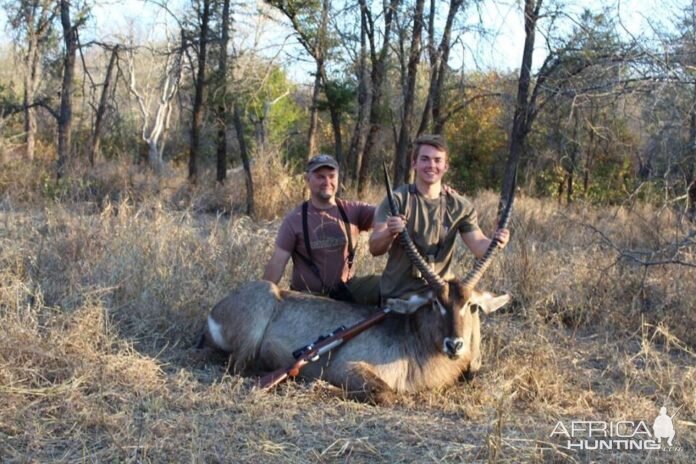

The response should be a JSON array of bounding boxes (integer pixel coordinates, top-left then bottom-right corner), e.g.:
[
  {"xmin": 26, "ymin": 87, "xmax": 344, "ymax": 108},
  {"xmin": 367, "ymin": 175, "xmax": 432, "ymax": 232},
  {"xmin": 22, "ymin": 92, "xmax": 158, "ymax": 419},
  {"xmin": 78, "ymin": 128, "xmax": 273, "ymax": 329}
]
[
  {"xmin": 0, "ymin": 0, "xmax": 685, "ymax": 82},
  {"xmin": 461, "ymin": 0, "xmax": 672, "ymax": 73}
]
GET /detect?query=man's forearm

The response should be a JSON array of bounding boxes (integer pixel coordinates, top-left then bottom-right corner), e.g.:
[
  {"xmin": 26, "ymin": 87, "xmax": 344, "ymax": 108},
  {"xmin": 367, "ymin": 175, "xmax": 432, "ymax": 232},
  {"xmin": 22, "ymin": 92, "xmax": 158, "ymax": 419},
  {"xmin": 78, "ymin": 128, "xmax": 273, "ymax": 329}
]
[
  {"xmin": 369, "ymin": 227, "xmax": 396, "ymax": 256},
  {"xmin": 263, "ymin": 247, "xmax": 292, "ymax": 283},
  {"xmin": 471, "ymin": 238, "xmax": 492, "ymax": 259},
  {"xmin": 461, "ymin": 229, "xmax": 492, "ymax": 260},
  {"xmin": 262, "ymin": 264, "xmax": 282, "ymax": 283}
]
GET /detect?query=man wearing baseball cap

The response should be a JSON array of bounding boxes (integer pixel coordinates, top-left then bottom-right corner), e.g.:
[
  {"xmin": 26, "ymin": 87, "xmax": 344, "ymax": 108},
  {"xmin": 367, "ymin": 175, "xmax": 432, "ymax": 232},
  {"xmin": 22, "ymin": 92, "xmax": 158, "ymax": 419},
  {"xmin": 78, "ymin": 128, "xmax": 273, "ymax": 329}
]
[{"xmin": 263, "ymin": 154, "xmax": 380, "ymax": 305}]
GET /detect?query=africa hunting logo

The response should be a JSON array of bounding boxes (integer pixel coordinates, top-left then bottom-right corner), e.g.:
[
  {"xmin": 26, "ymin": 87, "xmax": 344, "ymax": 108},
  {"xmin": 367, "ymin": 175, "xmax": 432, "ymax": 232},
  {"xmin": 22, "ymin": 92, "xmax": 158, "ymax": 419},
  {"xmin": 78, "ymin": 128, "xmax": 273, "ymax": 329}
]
[{"xmin": 550, "ymin": 406, "xmax": 682, "ymax": 451}]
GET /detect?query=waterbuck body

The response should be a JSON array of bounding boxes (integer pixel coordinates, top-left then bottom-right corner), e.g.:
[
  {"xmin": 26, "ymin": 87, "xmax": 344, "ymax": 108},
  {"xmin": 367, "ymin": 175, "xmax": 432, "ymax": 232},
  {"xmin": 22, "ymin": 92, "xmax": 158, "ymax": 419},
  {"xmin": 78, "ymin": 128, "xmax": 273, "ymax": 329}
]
[{"xmin": 202, "ymin": 280, "xmax": 508, "ymax": 400}]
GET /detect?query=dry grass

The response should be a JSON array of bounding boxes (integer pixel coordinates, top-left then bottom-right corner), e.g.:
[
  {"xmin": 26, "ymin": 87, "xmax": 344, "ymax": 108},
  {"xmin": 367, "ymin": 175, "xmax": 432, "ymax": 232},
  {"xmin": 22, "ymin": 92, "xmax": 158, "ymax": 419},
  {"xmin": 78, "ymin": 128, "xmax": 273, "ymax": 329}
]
[{"xmin": 0, "ymin": 160, "xmax": 695, "ymax": 463}]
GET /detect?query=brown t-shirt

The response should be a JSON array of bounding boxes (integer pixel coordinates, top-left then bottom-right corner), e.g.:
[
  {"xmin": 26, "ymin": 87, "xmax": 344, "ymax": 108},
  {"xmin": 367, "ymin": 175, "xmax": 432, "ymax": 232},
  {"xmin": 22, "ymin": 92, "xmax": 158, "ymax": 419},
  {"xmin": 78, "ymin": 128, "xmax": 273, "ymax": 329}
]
[
  {"xmin": 276, "ymin": 199, "xmax": 375, "ymax": 294},
  {"xmin": 375, "ymin": 184, "xmax": 479, "ymax": 299}
]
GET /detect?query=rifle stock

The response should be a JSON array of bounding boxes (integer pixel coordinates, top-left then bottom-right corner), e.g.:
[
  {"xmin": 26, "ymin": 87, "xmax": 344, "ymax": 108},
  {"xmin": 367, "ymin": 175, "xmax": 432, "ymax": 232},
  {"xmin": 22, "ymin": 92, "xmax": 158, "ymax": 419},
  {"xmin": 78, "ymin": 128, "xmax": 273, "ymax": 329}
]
[{"xmin": 255, "ymin": 308, "xmax": 390, "ymax": 391}]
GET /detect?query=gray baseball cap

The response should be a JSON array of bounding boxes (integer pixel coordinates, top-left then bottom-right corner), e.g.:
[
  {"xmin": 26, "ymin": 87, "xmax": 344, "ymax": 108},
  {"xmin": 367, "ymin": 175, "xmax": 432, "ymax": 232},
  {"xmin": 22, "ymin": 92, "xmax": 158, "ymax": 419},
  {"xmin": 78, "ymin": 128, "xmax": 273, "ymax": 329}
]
[{"xmin": 306, "ymin": 154, "xmax": 339, "ymax": 173}]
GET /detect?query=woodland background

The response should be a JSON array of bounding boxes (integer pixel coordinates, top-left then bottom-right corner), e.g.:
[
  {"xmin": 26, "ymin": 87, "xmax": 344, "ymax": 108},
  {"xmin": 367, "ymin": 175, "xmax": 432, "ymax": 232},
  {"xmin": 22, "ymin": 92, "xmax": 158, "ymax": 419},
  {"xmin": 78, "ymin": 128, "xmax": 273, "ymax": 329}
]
[
  {"xmin": 0, "ymin": 0, "xmax": 695, "ymax": 462},
  {"xmin": 1, "ymin": 0, "xmax": 695, "ymax": 214}
]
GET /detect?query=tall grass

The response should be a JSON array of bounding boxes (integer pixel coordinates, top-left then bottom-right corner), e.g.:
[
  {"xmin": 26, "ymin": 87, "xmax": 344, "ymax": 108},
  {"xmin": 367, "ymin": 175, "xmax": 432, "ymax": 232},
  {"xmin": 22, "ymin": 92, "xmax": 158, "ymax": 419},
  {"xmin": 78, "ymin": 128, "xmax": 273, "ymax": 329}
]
[{"xmin": 0, "ymin": 158, "xmax": 694, "ymax": 462}]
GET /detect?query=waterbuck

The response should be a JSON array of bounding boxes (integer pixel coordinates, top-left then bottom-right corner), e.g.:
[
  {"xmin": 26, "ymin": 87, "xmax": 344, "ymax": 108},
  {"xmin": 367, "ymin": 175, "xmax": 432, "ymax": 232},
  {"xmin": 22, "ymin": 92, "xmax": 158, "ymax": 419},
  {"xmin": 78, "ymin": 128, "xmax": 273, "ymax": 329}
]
[
  {"xmin": 202, "ymin": 280, "xmax": 509, "ymax": 402},
  {"xmin": 200, "ymin": 171, "xmax": 514, "ymax": 402}
]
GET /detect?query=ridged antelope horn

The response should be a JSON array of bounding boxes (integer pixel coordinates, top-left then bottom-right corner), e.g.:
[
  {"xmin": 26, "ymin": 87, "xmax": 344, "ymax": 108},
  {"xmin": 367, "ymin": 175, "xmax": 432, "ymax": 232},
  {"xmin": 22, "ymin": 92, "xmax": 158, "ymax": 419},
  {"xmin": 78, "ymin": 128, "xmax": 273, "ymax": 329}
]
[
  {"xmin": 383, "ymin": 163, "xmax": 446, "ymax": 291},
  {"xmin": 461, "ymin": 167, "xmax": 516, "ymax": 290}
]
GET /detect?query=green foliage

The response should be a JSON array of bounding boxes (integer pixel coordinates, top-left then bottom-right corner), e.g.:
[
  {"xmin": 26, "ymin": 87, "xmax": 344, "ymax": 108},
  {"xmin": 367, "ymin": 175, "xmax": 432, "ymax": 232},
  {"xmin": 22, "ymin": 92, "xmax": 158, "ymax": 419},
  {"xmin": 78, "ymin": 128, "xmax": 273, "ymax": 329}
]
[
  {"xmin": 584, "ymin": 155, "xmax": 635, "ymax": 204},
  {"xmin": 0, "ymin": 82, "xmax": 24, "ymax": 136},
  {"xmin": 0, "ymin": 81, "xmax": 19, "ymax": 113},
  {"xmin": 243, "ymin": 66, "xmax": 303, "ymax": 147},
  {"xmin": 444, "ymin": 74, "xmax": 508, "ymax": 193},
  {"xmin": 533, "ymin": 166, "xmax": 565, "ymax": 198},
  {"xmin": 317, "ymin": 79, "xmax": 355, "ymax": 113}
]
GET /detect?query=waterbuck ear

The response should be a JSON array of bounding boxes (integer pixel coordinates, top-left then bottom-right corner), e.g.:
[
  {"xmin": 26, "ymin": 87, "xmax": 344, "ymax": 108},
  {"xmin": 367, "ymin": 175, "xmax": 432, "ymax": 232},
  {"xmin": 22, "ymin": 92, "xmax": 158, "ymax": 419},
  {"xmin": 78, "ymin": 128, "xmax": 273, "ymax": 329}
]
[
  {"xmin": 470, "ymin": 292, "xmax": 510, "ymax": 315},
  {"xmin": 386, "ymin": 292, "xmax": 433, "ymax": 314}
]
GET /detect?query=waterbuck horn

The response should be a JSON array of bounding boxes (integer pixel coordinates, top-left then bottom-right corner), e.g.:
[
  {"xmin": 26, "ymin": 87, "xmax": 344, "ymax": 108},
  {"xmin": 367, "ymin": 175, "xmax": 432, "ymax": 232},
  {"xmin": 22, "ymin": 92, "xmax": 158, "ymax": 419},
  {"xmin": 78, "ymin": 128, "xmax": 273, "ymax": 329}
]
[
  {"xmin": 383, "ymin": 163, "xmax": 446, "ymax": 291},
  {"xmin": 460, "ymin": 167, "xmax": 516, "ymax": 290}
]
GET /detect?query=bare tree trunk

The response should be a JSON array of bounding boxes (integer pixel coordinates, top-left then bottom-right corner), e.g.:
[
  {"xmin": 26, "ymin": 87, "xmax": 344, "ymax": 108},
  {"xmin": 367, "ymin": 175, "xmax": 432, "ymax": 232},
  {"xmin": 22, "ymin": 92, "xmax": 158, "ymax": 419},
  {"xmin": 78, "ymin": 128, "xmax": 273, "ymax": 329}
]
[
  {"xmin": 501, "ymin": 0, "xmax": 543, "ymax": 201},
  {"xmin": 394, "ymin": 0, "xmax": 425, "ymax": 185},
  {"xmin": 23, "ymin": 28, "xmax": 39, "ymax": 161},
  {"xmin": 189, "ymin": 0, "xmax": 212, "ymax": 183},
  {"xmin": 306, "ymin": 0, "xmax": 330, "ymax": 158},
  {"xmin": 583, "ymin": 106, "xmax": 594, "ymax": 196},
  {"xmin": 688, "ymin": 80, "xmax": 696, "ymax": 220},
  {"xmin": 23, "ymin": 86, "xmax": 36, "ymax": 161},
  {"xmin": 566, "ymin": 110, "xmax": 578, "ymax": 204},
  {"xmin": 216, "ymin": 112, "xmax": 228, "ymax": 182},
  {"xmin": 307, "ymin": 59, "xmax": 323, "ymax": 157},
  {"xmin": 56, "ymin": 0, "xmax": 78, "ymax": 179},
  {"xmin": 358, "ymin": 0, "xmax": 401, "ymax": 196},
  {"xmin": 346, "ymin": 6, "xmax": 370, "ymax": 186},
  {"xmin": 127, "ymin": 40, "xmax": 182, "ymax": 174},
  {"xmin": 89, "ymin": 46, "xmax": 118, "ymax": 166},
  {"xmin": 253, "ymin": 115, "xmax": 266, "ymax": 148},
  {"xmin": 216, "ymin": 0, "xmax": 231, "ymax": 184},
  {"xmin": 233, "ymin": 104, "xmax": 254, "ymax": 217},
  {"xmin": 431, "ymin": 0, "xmax": 462, "ymax": 135},
  {"xmin": 329, "ymin": 105, "xmax": 343, "ymax": 168},
  {"xmin": 18, "ymin": 0, "xmax": 54, "ymax": 162},
  {"xmin": 417, "ymin": 0, "xmax": 438, "ymax": 135}
]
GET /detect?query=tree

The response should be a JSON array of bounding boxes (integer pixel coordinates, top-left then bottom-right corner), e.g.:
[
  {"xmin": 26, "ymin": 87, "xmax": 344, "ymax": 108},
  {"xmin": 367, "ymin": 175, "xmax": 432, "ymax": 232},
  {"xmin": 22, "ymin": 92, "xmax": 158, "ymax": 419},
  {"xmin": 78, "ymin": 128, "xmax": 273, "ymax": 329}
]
[
  {"xmin": 501, "ymin": 0, "xmax": 542, "ymax": 201},
  {"xmin": 501, "ymin": 3, "xmax": 633, "ymax": 202},
  {"xmin": 445, "ymin": 72, "xmax": 509, "ymax": 192},
  {"xmin": 344, "ymin": 3, "xmax": 370, "ymax": 186},
  {"xmin": 418, "ymin": 0, "xmax": 463, "ymax": 136},
  {"xmin": 393, "ymin": 0, "xmax": 425, "ymax": 185},
  {"xmin": 88, "ymin": 45, "xmax": 118, "ymax": 165},
  {"xmin": 267, "ymin": 0, "xmax": 332, "ymax": 158},
  {"xmin": 188, "ymin": 0, "xmax": 212, "ymax": 182},
  {"xmin": 669, "ymin": 1, "xmax": 696, "ymax": 220},
  {"xmin": 4, "ymin": 0, "xmax": 57, "ymax": 161},
  {"xmin": 318, "ymin": 79, "xmax": 354, "ymax": 173},
  {"xmin": 230, "ymin": 57, "xmax": 302, "ymax": 216},
  {"xmin": 126, "ymin": 39, "xmax": 184, "ymax": 173},
  {"xmin": 56, "ymin": 0, "xmax": 89, "ymax": 179},
  {"xmin": 214, "ymin": 0, "xmax": 231, "ymax": 183},
  {"xmin": 242, "ymin": 65, "xmax": 298, "ymax": 149},
  {"xmin": 357, "ymin": 0, "xmax": 401, "ymax": 195}
]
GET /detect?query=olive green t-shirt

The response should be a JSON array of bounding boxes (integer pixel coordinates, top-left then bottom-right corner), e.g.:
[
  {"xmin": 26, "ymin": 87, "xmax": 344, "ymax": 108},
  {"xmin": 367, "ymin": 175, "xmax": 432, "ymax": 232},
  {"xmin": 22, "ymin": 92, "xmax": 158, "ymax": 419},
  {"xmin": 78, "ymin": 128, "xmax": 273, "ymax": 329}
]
[{"xmin": 375, "ymin": 184, "xmax": 479, "ymax": 299}]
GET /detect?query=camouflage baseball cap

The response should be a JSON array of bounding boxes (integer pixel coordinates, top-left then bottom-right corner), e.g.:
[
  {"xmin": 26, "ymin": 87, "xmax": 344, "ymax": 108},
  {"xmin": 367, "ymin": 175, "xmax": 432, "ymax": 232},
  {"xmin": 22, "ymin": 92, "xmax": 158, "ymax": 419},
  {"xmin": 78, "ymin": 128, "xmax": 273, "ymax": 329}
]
[{"xmin": 306, "ymin": 154, "xmax": 339, "ymax": 172}]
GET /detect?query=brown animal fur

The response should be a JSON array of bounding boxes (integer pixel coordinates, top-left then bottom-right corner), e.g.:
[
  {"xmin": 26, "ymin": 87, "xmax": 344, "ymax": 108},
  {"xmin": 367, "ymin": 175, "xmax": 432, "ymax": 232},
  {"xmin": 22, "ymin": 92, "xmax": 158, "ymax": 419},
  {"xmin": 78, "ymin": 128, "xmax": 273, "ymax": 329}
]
[{"xmin": 201, "ymin": 280, "xmax": 508, "ymax": 401}]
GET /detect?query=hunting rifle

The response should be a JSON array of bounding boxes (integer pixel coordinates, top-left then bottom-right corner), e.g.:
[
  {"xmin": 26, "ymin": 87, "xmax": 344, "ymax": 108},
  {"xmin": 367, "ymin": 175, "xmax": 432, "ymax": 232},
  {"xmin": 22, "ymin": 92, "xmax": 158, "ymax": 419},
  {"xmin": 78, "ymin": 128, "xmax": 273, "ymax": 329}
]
[{"xmin": 256, "ymin": 307, "xmax": 391, "ymax": 390}]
